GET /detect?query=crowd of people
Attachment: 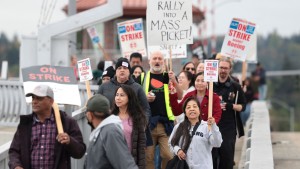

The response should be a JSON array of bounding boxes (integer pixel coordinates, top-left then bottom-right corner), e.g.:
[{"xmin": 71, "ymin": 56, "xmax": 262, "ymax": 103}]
[{"xmin": 8, "ymin": 51, "xmax": 267, "ymax": 169}]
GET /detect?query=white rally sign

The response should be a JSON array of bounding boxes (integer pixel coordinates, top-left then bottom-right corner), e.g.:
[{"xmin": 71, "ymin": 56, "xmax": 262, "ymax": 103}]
[
  {"xmin": 117, "ymin": 18, "xmax": 147, "ymax": 59},
  {"xmin": 221, "ymin": 18, "xmax": 256, "ymax": 61},
  {"xmin": 77, "ymin": 58, "xmax": 93, "ymax": 82},
  {"xmin": 204, "ymin": 60, "xmax": 219, "ymax": 82},
  {"xmin": 146, "ymin": 0, "xmax": 193, "ymax": 45},
  {"xmin": 147, "ymin": 44, "xmax": 187, "ymax": 59}
]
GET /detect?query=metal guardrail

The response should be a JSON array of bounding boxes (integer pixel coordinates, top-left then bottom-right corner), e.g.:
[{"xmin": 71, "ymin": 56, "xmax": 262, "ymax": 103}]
[
  {"xmin": 0, "ymin": 80, "xmax": 99, "ymax": 126},
  {"xmin": 1, "ymin": 81, "xmax": 274, "ymax": 169},
  {"xmin": 239, "ymin": 101, "xmax": 274, "ymax": 169},
  {"xmin": 0, "ymin": 108, "xmax": 92, "ymax": 169},
  {"xmin": 0, "ymin": 80, "xmax": 98, "ymax": 168}
]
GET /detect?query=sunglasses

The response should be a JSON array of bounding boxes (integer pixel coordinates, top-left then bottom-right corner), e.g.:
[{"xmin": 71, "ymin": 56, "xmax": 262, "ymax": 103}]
[{"xmin": 185, "ymin": 67, "xmax": 195, "ymax": 71}]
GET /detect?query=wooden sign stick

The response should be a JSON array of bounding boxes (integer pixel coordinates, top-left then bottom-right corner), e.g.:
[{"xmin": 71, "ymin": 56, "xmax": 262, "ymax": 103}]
[
  {"xmin": 208, "ymin": 81, "xmax": 213, "ymax": 130},
  {"xmin": 241, "ymin": 61, "xmax": 248, "ymax": 84},
  {"xmin": 169, "ymin": 45, "xmax": 173, "ymax": 71},
  {"xmin": 97, "ymin": 43, "xmax": 110, "ymax": 61},
  {"xmin": 85, "ymin": 80, "xmax": 92, "ymax": 99},
  {"xmin": 53, "ymin": 102, "xmax": 64, "ymax": 134}
]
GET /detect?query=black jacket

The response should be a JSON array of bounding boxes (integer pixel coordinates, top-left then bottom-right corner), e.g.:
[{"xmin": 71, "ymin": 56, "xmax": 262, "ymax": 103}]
[{"xmin": 8, "ymin": 110, "xmax": 86, "ymax": 169}]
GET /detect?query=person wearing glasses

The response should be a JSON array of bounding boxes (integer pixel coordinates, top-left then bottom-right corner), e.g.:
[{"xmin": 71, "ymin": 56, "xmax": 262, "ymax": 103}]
[
  {"xmin": 212, "ymin": 56, "xmax": 246, "ymax": 169},
  {"xmin": 9, "ymin": 85, "xmax": 86, "ymax": 169},
  {"xmin": 182, "ymin": 62, "xmax": 196, "ymax": 75}
]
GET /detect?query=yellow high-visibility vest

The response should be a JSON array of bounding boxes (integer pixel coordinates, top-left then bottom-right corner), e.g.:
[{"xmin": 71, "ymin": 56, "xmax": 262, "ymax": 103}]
[{"xmin": 143, "ymin": 71, "xmax": 175, "ymax": 121}]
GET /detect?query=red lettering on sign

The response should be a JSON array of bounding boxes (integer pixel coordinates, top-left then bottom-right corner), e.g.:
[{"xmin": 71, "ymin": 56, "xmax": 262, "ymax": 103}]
[
  {"xmin": 39, "ymin": 67, "xmax": 57, "ymax": 74},
  {"xmin": 228, "ymin": 29, "xmax": 250, "ymax": 41},
  {"xmin": 126, "ymin": 25, "xmax": 135, "ymax": 32},
  {"xmin": 237, "ymin": 24, "xmax": 247, "ymax": 32},
  {"xmin": 121, "ymin": 32, "xmax": 143, "ymax": 42}
]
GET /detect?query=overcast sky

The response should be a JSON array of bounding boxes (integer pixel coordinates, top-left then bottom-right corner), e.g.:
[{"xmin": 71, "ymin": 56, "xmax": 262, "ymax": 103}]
[{"xmin": 0, "ymin": 0, "xmax": 299, "ymax": 40}]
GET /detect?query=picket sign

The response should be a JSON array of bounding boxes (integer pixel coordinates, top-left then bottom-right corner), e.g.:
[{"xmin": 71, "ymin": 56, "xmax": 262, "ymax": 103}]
[
  {"xmin": 77, "ymin": 58, "xmax": 93, "ymax": 100},
  {"xmin": 146, "ymin": 0, "xmax": 193, "ymax": 69},
  {"xmin": 117, "ymin": 18, "xmax": 147, "ymax": 59},
  {"xmin": 204, "ymin": 60, "xmax": 219, "ymax": 130}
]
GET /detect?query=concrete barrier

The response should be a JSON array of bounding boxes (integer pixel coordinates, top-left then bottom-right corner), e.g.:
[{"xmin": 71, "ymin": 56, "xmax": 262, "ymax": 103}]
[{"xmin": 239, "ymin": 101, "xmax": 274, "ymax": 169}]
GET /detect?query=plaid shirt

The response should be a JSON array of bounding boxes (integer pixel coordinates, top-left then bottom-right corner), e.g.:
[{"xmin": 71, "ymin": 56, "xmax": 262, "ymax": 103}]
[{"xmin": 31, "ymin": 113, "xmax": 57, "ymax": 169}]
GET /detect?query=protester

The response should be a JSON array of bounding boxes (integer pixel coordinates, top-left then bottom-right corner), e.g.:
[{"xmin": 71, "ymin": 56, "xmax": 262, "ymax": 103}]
[
  {"xmin": 84, "ymin": 94, "xmax": 138, "ymax": 169},
  {"xmin": 97, "ymin": 57, "xmax": 150, "ymax": 121},
  {"xmin": 71, "ymin": 55, "xmax": 79, "ymax": 80},
  {"xmin": 191, "ymin": 54, "xmax": 200, "ymax": 68},
  {"xmin": 169, "ymin": 71, "xmax": 195, "ymax": 123},
  {"xmin": 98, "ymin": 66, "xmax": 115, "ymax": 85},
  {"xmin": 241, "ymin": 77, "xmax": 255, "ymax": 126},
  {"xmin": 130, "ymin": 52, "xmax": 143, "ymax": 67},
  {"xmin": 131, "ymin": 65, "xmax": 145, "ymax": 85},
  {"xmin": 169, "ymin": 72, "xmax": 222, "ymax": 124},
  {"xmin": 9, "ymin": 85, "xmax": 86, "ymax": 169},
  {"xmin": 196, "ymin": 62, "xmax": 205, "ymax": 73},
  {"xmin": 111, "ymin": 85, "xmax": 147, "ymax": 169},
  {"xmin": 212, "ymin": 56, "xmax": 246, "ymax": 169},
  {"xmin": 252, "ymin": 62, "xmax": 267, "ymax": 100},
  {"xmin": 169, "ymin": 97, "xmax": 222, "ymax": 169},
  {"xmin": 182, "ymin": 61, "xmax": 196, "ymax": 75},
  {"xmin": 144, "ymin": 51, "xmax": 174, "ymax": 169},
  {"xmin": 92, "ymin": 61, "xmax": 104, "ymax": 85}
]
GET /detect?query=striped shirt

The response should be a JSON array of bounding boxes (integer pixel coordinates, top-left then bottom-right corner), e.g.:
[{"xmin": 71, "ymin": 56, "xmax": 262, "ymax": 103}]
[{"xmin": 31, "ymin": 113, "xmax": 57, "ymax": 169}]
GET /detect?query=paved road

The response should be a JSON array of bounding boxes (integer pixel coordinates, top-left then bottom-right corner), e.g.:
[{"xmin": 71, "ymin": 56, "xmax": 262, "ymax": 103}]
[{"xmin": 272, "ymin": 132, "xmax": 300, "ymax": 169}]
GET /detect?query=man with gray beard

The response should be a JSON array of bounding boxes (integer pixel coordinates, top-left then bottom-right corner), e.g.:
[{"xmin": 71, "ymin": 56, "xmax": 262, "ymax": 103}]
[{"xmin": 143, "ymin": 51, "xmax": 175, "ymax": 169}]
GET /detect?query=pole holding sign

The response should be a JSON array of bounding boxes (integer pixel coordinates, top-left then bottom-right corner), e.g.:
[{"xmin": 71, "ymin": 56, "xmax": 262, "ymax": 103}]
[
  {"xmin": 53, "ymin": 102, "xmax": 64, "ymax": 133},
  {"xmin": 87, "ymin": 26, "xmax": 110, "ymax": 60},
  {"xmin": 204, "ymin": 60, "xmax": 219, "ymax": 130}
]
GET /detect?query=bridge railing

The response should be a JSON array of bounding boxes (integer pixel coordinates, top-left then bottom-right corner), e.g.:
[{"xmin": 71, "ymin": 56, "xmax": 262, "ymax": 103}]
[
  {"xmin": 238, "ymin": 101, "xmax": 274, "ymax": 169},
  {"xmin": 0, "ymin": 80, "xmax": 99, "ymax": 126}
]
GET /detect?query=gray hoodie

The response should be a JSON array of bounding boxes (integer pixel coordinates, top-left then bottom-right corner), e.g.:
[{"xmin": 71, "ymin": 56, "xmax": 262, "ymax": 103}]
[{"xmin": 85, "ymin": 115, "xmax": 138, "ymax": 169}]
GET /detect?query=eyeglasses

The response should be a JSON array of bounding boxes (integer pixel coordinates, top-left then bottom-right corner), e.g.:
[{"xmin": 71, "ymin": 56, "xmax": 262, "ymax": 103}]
[
  {"xmin": 219, "ymin": 67, "xmax": 230, "ymax": 71},
  {"xmin": 185, "ymin": 68, "xmax": 195, "ymax": 71}
]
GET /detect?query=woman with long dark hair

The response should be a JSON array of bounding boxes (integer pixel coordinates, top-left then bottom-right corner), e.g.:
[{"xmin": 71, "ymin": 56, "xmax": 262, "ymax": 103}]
[
  {"xmin": 168, "ymin": 97, "xmax": 222, "ymax": 169},
  {"xmin": 111, "ymin": 84, "xmax": 147, "ymax": 169}
]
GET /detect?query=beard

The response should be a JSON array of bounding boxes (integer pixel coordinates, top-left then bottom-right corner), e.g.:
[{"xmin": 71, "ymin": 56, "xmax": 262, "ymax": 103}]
[
  {"xmin": 151, "ymin": 65, "xmax": 163, "ymax": 72},
  {"xmin": 87, "ymin": 121, "xmax": 95, "ymax": 131}
]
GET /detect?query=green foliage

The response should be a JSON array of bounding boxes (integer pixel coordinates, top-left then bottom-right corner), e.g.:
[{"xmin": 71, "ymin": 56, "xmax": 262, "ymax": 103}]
[{"xmin": 0, "ymin": 32, "xmax": 20, "ymax": 78}]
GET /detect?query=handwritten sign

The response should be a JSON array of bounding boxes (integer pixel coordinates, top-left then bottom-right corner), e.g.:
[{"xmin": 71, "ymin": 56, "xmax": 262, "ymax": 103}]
[
  {"xmin": 146, "ymin": 0, "xmax": 193, "ymax": 45},
  {"xmin": 117, "ymin": 18, "xmax": 147, "ymax": 59},
  {"xmin": 204, "ymin": 60, "xmax": 219, "ymax": 82},
  {"xmin": 22, "ymin": 65, "xmax": 81, "ymax": 106},
  {"xmin": 221, "ymin": 18, "xmax": 256, "ymax": 61},
  {"xmin": 77, "ymin": 58, "xmax": 93, "ymax": 82},
  {"xmin": 148, "ymin": 44, "xmax": 187, "ymax": 59}
]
